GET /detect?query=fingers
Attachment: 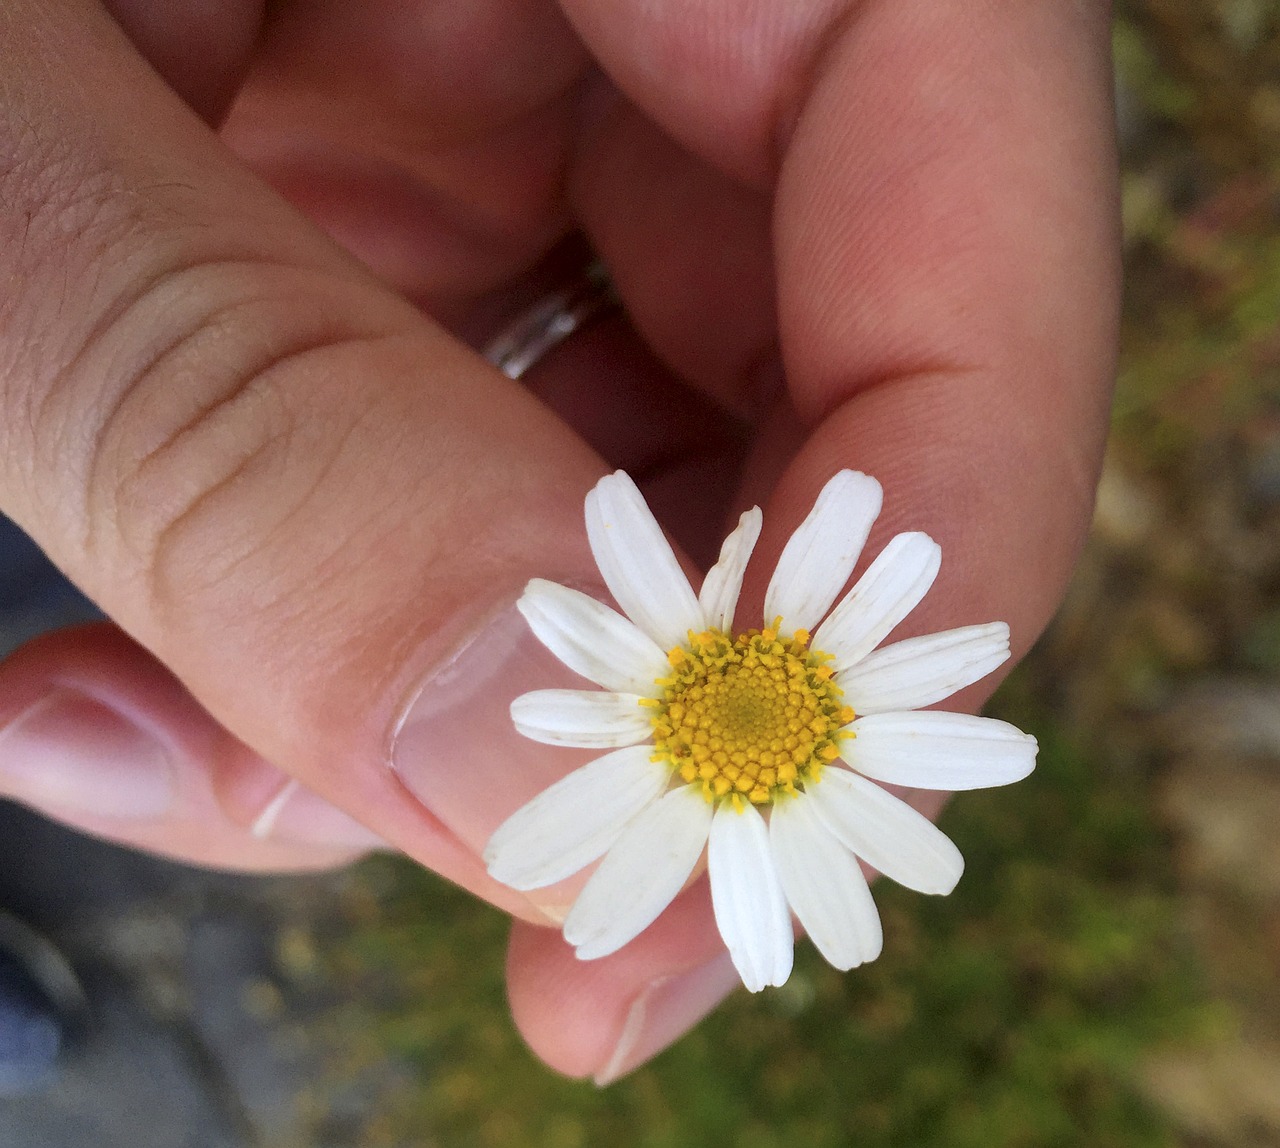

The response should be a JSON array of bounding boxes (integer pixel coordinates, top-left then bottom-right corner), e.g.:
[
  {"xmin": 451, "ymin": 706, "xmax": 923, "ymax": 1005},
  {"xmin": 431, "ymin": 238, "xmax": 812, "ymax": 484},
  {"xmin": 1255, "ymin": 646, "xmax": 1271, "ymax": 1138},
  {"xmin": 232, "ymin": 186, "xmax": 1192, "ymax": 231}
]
[
  {"xmin": 104, "ymin": 0, "xmax": 592, "ymax": 310},
  {"xmin": 0, "ymin": 624, "xmax": 381, "ymax": 872},
  {"xmin": 218, "ymin": 0, "xmax": 589, "ymax": 307},
  {"xmin": 765, "ymin": 0, "xmax": 1118, "ymax": 639},
  {"xmin": 569, "ymin": 93, "xmax": 779, "ymax": 416},
  {"xmin": 506, "ymin": 1, "xmax": 1120, "ymax": 1079},
  {"xmin": 557, "ymin": 0, "xmax": 845, "ymax": 187},
  {"xmin": 507, "ymin": 881, "xmax": 734, "ymax": 1083},
  {"xmin": 561, "ymin": 2, "xmax": 1118, "ymax": 563},
  {"xmin": 99, "ymin": 0, "xmax": 263, "ymax": 123},
  {"xmin": 565, "ymin": 0, "xmax": 1118, "ymax": 630},
  {"xmin": 0, "ymin": 3, "xmax": 618, "ymax": 918}
]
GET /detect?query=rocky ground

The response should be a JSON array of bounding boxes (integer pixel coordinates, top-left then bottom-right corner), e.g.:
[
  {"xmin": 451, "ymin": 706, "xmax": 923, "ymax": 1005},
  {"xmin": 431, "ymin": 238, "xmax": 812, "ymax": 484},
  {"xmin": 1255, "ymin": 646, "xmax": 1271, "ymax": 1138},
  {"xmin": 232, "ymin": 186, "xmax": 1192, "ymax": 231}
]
[{"xmin": 0, "ymin": 802, "xmax": 338, "ymax": 1148}]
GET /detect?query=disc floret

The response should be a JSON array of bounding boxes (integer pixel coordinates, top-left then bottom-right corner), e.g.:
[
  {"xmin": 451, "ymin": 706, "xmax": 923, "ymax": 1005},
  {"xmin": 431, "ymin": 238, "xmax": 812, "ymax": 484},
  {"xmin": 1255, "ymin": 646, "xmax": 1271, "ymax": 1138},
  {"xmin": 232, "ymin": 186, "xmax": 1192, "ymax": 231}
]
[{"xmin": 645, "ymin": 621, "xmax": 854, "ymax": 809}]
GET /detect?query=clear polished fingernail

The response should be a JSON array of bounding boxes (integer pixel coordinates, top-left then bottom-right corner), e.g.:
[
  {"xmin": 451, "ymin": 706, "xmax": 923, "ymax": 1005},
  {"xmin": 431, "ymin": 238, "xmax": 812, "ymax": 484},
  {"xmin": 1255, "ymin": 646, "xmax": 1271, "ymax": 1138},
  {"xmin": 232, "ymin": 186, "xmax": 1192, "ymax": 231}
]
[
  {"xmin": 390, "ymin": 599, "xmax": 602, "ymax": 915},
  {"xmin": 594, "ymin": 953, "xmax": 740, "ymax": 1086},
  {"xmin": 0, "ymin": 689, "xmax": 176, "ymax": 819}
]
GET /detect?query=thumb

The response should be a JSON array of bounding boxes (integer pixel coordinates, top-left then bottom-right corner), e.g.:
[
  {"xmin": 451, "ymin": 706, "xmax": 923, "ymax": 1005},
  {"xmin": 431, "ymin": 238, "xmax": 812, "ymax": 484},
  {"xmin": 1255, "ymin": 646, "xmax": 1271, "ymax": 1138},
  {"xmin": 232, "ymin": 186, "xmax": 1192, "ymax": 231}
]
[{"xmin": 0, "ymin": 3, "xmax": 607, "ymax": 913}]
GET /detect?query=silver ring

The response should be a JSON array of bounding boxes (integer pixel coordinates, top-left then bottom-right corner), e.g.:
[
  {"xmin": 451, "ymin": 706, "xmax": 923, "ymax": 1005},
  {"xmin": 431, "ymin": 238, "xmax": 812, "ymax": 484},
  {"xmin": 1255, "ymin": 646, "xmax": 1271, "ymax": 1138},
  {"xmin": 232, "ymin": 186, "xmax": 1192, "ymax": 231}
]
[{"xmin": 482, "ymin": 261, "xmax": 620, "ymax": 380}]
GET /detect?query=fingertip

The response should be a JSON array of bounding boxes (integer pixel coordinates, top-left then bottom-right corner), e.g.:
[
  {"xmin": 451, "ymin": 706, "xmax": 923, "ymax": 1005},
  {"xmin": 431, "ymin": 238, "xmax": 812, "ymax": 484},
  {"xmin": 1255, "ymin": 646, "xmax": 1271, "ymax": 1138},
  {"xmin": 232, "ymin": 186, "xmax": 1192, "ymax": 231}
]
[
  {"xmin": 507, "ymin": 922, "xmax": 624, "ymax": 1079},
  {"xmin": 0, "ymin": 623, "xmax": 376, "ymax": 870},
  {"xmin": 506, "ymin": 879, "xmax": 736, "ymax": 1081}
]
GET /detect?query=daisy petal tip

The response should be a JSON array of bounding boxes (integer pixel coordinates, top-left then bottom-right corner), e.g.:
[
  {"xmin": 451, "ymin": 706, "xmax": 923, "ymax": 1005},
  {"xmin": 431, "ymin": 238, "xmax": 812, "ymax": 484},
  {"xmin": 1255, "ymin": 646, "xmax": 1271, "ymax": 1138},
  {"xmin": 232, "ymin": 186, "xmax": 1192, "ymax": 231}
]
[
  {"xmin": 584, "ymin": 468, "xmax": 704, "ymax": 649},
  {"xmin": 924, "ymin": 850, "xmax": 965, "ymax": 897},
  {"xmin": 1013, "ymin": 740, "xmax": 1039, "ymax": 782},
  {"xmin": 765, "ymin": 470, "xmax": 885, "ymax": 630},
  {"xmin": 900, "ymin": 530, "xmax": 942, "ymax": 570},
  {"xmin": 827, "ymin": 468, "xmax": 882, "ymax": 497},
  {"xmin": 699, "ymin": 505, "xmax": 764, "ymax": 631},
  {"xmin": 481, "ymin": 835, "xmax": 550, "ymax": 892},
  {"xmin": 585, "ymin": 469, "xmax": 629, "ymax": 505},
  {"xmin": 482, "ymin": 853, "xmax": 532, "ymax": 892},
  {"xmin": 570, "ymin": 938, "xmax": 611, "ymax": 962},
  {"xmin": 827, "ymin": 935, "xmax": 883, "ymax": 973},
  {"xmin": 732, "ymin": 947, "xmax": 793, "ymax": 994},
  {"xmin": 819, "ymin": 470, "xmax": 884, "ymax": 524},
  {"xmin": 769, "ymin": 954, "xmax": 795, "ymax": 990},
  {"xmin": 567, "ymin": 923, "xmax": 633, "ymax": 962},
  {"xmin": 992, "ymin": 727, "xmax": 1039, "ymax": 784},
  {"xmin": 562, "ymin": 915, "xmax": 604, "ymax": 958},
  {"xmin": 516, "ymin": 578, "xmax": 563, "ymax": 624}
]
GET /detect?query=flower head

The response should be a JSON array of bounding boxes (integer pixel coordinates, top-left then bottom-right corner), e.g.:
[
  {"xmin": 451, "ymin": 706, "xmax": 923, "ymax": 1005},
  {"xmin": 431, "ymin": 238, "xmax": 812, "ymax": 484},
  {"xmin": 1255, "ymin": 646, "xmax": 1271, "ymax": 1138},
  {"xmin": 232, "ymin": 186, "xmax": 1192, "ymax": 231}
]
[{"xmin": 484, "ymin": 471, "xmax": 1036, "ymax": 991}]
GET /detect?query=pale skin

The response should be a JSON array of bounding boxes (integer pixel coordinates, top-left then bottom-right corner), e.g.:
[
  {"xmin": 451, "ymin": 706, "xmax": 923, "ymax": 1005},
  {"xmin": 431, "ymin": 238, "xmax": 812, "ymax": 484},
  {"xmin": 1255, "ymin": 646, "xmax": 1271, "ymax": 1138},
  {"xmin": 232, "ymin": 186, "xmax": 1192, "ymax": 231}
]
[{"xmin": 0, "ymin": 0, "xmax": 1118, "ymax": 1079}]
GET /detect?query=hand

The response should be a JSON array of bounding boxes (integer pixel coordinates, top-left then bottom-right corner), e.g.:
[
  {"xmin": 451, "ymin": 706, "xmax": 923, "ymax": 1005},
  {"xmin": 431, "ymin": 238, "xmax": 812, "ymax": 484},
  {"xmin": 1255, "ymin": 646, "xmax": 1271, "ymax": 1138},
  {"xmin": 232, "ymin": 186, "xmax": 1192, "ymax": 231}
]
[{"xmin": 0, "ymin": 0, "xmax": 1118, "ymax": 1081}]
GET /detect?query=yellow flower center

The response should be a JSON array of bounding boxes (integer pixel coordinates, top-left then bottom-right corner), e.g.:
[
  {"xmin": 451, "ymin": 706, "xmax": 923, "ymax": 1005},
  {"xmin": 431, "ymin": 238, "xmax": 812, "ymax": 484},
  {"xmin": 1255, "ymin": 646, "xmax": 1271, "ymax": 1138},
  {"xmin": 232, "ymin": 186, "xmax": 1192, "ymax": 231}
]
[{"xmin": 644, "ymin": 623, "xmax": 854, "ymax": 809}]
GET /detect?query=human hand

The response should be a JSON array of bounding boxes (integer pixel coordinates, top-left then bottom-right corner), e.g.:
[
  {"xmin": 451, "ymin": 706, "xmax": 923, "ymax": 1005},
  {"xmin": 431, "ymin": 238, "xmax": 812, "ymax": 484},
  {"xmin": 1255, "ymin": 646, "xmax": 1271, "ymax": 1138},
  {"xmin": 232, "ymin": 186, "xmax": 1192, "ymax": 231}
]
[{"xmin": 0, "ymin": 0, "xmax": 1118, "ymax": 1080}]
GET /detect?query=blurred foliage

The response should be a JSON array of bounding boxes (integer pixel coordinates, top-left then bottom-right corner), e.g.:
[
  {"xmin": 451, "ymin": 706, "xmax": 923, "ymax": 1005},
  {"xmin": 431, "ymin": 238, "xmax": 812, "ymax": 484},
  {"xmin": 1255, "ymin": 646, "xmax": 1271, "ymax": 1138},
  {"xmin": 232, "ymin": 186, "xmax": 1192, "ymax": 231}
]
[
  {"xmin": 1115, "ymin": 0, "xmax": 1280, "ymax": 463},
  {"xmin": 307, "ymin": 5, "xmax": 1280, "ymax": 1144},
  {"xmin": 1117, "ymin": 0, "xmax": 1280, "ymax": 173}
]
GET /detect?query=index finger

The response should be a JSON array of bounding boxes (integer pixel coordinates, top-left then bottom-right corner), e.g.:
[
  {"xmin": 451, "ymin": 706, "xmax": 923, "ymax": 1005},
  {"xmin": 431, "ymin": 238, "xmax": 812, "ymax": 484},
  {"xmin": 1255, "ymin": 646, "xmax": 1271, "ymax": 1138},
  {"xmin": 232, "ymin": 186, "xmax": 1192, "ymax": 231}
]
[{"xmin": 769, "ymin": 0, "xmax": 1118, "ymax": 644}]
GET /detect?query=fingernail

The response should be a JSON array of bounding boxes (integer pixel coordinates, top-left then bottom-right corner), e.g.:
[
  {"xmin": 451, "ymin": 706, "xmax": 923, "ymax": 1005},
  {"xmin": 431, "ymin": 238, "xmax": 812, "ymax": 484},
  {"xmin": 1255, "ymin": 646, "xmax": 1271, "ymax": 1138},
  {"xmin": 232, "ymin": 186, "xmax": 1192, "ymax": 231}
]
[
  {"xmin": 390, "ymin": 601, "xmax": 603, "ymax": 914},
  {"xmin": 0, "ymin": 689, "xmax": 176, "ymax": 819},
  {"xmin": 594, "ymin": 954, "xmax": 740, "ymax": 1086},
  {"xmin": 251, "ymin": 778, "xmax": 386, "ymax": 851}
]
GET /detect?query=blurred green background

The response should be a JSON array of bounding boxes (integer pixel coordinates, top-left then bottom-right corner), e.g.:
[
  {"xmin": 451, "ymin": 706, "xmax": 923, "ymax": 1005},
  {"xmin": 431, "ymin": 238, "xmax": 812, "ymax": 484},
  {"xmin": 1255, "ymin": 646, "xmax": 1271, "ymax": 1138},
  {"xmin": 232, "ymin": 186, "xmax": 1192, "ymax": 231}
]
[{"xmin": 286, "ymin": 4, "xmax": 1280, "ymax": 1145}]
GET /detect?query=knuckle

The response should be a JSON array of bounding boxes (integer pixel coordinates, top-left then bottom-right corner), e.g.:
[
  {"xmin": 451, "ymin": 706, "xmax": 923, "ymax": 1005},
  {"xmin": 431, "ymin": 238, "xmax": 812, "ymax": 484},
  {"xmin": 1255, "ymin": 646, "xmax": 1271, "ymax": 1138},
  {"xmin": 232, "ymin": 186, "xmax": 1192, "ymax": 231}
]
[
  {"xmin": 0, "ymin": 116, "xmax": 400, "ymax": 627},
  {"xmin": 0, "ymin": 125, "xmax": 148, "ymax": 480},
  {"xmin": 65, "ymin": 260, "xmax": 400, "ymax": 615},
  {"xmin": 0, "ymin": 94, "xmax": 417, "ymax": 679}
]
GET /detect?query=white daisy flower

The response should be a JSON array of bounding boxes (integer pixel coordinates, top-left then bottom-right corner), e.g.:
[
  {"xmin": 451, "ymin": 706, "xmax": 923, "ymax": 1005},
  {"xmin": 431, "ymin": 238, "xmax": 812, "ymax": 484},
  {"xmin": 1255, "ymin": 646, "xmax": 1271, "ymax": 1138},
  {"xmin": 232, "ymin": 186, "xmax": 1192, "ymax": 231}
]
[{"xmin": 484, "ymin": 470, "xmax": 1037, "ymax": 992}]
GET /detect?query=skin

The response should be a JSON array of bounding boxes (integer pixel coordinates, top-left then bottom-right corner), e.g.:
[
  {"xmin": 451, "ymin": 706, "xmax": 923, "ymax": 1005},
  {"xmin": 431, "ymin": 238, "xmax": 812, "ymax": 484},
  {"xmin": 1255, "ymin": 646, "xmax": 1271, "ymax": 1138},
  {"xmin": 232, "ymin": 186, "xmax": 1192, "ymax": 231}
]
[{"xmin": 0, "ymin": 0, "xmax": 1119, "ymax": 1079}]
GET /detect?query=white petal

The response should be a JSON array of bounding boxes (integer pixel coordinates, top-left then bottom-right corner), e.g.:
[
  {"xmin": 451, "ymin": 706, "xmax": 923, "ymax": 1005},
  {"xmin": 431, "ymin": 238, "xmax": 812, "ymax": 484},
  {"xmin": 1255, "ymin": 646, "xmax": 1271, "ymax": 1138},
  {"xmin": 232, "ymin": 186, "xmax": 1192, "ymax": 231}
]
[
  {"xmin": 510, "ymin": 689, "xmax": 652, "ymax": 748},
  {"xmin": 484, "ymin": 747, "xmax": 671, "ymax": 890},
  {"xmin": 585, "ymin": 471, "xmax": 705, "ymax": 650},
  {"xmin": 698, "ymin": 507, "xmax": 763, "ymax": 633},
  {"xmin": 707, "ymin": 802, "xmax": 793, "ymax": 991},
  {"xmin": 839, "ymin": 622, "xmax": 1010, "ymax": 714},
  {"xmin": 518, "ymin": 578, "xmax": 669, "ymax": 694},
  {"xmin": 813, "ymin": 532, "xmax": 941, "ymax": 671},
  {"xmin": 564, "ymin": 785, "xmax": 712, "ymax": 959},
  {"xmin": 769, "ymin": 795, "xmax": 883, "ymax": 970},
  {"xmin": 764, "ymin": 471, "xmax": 883, "ymax": 634},
  {"xmin": 808, "ymin": 768, "xmax": 964, "ymax": 894},
  {"xmin": 842, "ymin": 710, "xmax": 1038, "ymax": 790}
]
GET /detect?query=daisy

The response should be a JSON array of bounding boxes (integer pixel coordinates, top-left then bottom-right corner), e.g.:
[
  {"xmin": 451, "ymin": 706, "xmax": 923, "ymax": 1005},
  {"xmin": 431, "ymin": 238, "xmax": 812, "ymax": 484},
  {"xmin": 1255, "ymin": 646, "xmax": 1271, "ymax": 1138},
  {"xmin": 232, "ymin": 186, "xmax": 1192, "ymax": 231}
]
[{"xmin": 484, "ymin": 470, "xmax": 1037, "ymax": 991}]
